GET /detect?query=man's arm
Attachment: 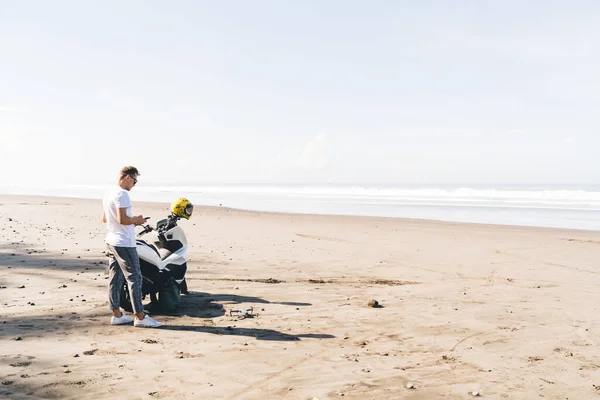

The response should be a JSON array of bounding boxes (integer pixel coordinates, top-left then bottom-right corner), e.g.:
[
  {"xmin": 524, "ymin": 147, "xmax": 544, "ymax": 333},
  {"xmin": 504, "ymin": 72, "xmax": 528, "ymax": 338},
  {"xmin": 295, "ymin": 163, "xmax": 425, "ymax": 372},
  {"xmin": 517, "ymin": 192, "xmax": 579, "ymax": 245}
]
[
  {"xmin": 102, "ymin": 212, "xmax": 107, "ymax": 223},
  {"xmin": 117, "ymin": 208, "xmax": 145, "ymax": 225}
]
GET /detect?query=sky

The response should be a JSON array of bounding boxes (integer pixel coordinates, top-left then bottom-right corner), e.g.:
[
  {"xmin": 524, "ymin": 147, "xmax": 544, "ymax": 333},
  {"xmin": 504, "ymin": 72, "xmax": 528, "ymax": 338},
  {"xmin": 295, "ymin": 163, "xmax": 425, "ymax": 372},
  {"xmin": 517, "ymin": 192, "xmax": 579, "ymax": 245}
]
[{"xmin": 1, "ymin": 0, "xmax": 599, "ymax": 185}]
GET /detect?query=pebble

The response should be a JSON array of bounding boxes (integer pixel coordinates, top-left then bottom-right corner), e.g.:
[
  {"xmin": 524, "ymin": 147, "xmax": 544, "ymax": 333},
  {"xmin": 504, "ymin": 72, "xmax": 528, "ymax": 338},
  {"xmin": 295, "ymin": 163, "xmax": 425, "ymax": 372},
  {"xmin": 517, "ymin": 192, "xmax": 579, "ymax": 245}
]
[
  {"xmin": 367, "ymin": 299, "xmax": 379, "ymax": 308},
  {"xmin": 406, "ymin": 382, "xmax": 415, "ymax": 389}
]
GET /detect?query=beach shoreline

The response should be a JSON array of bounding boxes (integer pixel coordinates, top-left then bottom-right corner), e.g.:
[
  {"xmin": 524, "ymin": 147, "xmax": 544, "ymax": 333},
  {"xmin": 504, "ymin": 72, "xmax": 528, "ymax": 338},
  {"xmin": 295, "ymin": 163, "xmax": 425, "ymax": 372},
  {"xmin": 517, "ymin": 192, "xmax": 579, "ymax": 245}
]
[
  {"xmin": 1, "ymin": 195, "xmax": 600, "ymax": 399},
  {"xmin": 2, "ymin": 182, "xmax": 600, "ymax": 232}
]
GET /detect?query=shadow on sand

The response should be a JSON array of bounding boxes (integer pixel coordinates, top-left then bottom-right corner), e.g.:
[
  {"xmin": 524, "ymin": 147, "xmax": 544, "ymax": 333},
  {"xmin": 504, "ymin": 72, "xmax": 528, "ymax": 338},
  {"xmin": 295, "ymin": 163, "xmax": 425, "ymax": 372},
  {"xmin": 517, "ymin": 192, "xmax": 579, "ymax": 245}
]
[
  {"xmin": 153, "ymin": 290, "xmax": 312, "ymax": 318},
  {"xmin": 160, "ymin": 325, "xmax": 334, "ymax": 341}
]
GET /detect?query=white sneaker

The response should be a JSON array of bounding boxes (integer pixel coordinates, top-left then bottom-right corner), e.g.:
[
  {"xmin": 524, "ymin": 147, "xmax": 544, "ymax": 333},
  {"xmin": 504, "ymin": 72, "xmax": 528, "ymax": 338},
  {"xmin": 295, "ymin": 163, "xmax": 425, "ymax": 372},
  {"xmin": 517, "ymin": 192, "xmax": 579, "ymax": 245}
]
[
  {"xmin": 134, "ymin": 315, "xmax": 163, "ymax": 328},
  {"xmin": 111, "ymin": 313, "xmax": 134, "ymax": 325}
]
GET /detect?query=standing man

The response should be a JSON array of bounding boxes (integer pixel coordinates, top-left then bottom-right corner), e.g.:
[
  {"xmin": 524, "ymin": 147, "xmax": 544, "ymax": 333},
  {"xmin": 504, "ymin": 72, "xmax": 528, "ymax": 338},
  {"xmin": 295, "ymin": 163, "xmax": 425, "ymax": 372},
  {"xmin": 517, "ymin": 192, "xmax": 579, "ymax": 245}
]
[{"xmin": 102, "ymin": 166, "xmax": 162, "ymax": 328}]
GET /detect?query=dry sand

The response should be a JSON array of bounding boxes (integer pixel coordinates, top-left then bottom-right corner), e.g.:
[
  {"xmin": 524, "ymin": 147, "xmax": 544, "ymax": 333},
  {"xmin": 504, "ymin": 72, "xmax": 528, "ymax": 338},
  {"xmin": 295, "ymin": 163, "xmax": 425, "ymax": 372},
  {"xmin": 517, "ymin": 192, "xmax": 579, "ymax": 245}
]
[{"xmin": 1, "ymin": 195, "xmax": 600, "ymax": 399}]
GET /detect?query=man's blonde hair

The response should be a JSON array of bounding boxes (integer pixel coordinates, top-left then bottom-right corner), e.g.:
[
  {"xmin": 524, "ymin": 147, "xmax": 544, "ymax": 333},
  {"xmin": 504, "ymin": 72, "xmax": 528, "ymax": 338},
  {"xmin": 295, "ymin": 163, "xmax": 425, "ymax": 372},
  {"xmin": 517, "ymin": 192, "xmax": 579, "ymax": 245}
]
[{"xmin": 120, "ymin": 166, "xmax": 140, "ymax": 179}]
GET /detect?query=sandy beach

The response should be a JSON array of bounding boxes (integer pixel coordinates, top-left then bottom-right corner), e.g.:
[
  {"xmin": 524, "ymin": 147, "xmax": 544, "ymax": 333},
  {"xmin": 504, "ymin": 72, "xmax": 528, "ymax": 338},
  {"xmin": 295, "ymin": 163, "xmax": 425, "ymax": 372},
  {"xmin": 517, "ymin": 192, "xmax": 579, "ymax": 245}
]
[{"xmin": 1, "ymin": 194, "xmax": 600, "ymax": 399}]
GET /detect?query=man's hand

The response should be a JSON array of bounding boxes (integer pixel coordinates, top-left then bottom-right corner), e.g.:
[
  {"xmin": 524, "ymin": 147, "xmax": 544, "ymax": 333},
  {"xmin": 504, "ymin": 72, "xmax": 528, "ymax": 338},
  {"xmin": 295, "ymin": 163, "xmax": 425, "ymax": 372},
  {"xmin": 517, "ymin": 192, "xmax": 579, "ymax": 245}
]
[{"xmin": 117, "ymin": 208, "xmax": 147, "ymax": 225}]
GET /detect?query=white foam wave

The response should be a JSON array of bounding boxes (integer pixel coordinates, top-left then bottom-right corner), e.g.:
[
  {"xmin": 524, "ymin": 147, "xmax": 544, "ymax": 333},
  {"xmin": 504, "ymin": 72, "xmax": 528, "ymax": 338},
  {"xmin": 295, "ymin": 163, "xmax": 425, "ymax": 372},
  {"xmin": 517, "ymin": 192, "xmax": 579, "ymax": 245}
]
[{"xmin": 2, "ymin": 184, "xmax": 600, "ymax": 209}]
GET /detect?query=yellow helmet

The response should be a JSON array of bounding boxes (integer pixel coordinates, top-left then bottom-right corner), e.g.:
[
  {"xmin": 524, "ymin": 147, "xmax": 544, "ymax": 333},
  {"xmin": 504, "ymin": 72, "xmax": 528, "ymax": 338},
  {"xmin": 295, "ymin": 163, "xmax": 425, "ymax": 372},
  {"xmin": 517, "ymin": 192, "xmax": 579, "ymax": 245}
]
[{"xmin": 170, "ymin": 197, "xmax": 193, "ymax": 220}]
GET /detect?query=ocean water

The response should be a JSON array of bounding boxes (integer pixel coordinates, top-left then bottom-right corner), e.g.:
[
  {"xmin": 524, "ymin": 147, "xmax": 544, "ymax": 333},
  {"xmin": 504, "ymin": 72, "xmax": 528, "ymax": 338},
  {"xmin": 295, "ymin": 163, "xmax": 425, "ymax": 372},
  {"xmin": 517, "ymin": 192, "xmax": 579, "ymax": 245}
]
[{"xmin": 1, "ymin": 183, "xmax": 599, "ymax": 231}]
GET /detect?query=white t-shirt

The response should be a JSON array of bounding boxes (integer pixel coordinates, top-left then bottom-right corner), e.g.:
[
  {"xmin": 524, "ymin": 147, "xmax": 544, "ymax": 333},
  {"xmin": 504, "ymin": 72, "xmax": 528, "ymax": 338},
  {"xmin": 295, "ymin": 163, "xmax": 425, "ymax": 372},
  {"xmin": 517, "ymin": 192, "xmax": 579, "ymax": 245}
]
[{"xmin": 103, "ymin": 186, "xmax": 136, "ymax": 247}]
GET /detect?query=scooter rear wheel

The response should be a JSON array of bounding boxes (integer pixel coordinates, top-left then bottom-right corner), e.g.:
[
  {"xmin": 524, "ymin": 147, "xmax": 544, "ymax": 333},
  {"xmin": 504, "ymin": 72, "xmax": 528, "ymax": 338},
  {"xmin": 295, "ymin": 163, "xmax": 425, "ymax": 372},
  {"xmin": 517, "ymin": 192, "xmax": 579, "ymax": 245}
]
[{"xmin": 180, "ymin": 279, "xmax": 189, "ymax": 295}]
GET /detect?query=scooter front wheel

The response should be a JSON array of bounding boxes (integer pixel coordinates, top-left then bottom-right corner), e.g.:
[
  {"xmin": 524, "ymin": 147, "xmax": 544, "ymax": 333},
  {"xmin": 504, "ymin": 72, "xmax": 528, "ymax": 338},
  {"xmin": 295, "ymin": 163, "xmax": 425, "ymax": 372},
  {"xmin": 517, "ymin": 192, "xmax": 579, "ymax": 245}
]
[{"xmin": 159, "ymin": 278, "xmax": 181, "ymax": 313}]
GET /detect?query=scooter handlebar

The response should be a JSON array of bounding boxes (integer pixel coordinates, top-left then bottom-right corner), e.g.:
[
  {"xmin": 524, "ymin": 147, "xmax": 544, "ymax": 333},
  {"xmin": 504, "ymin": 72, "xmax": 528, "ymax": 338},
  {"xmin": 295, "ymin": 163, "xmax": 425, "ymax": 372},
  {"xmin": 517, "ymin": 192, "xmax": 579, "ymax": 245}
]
[{"xmin": 138, "ymin": 224, "xmax": 154, "ymax": 236}]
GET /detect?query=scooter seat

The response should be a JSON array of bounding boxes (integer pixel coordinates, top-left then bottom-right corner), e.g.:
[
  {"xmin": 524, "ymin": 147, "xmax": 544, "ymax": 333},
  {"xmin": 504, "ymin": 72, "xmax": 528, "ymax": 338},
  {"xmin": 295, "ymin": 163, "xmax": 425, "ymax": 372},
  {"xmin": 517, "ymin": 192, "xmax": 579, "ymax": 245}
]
[{"xmin": 137, "ymin": 240, "xmax": 161, "ymax": 258}]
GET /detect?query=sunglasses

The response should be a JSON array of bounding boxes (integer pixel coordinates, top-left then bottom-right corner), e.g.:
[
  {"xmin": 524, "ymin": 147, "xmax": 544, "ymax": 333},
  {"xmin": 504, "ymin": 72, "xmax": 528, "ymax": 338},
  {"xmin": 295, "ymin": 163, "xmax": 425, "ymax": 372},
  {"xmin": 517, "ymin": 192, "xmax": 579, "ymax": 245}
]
[{"xmin": 130, "ymin": 175, "xmax": 138, "ymax": 185}]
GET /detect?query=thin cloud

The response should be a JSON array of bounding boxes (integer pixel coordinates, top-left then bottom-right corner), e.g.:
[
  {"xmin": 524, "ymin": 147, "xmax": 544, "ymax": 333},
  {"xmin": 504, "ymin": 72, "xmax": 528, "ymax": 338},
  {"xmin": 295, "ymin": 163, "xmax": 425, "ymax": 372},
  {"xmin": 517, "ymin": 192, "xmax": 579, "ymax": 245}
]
[
  {"xmin": 0, "ymin": 106, "xmax": 27, "ymax": 112},
  {"xmin": 298, "ymin": 133, "xmax": 327, "ymax": 170}
]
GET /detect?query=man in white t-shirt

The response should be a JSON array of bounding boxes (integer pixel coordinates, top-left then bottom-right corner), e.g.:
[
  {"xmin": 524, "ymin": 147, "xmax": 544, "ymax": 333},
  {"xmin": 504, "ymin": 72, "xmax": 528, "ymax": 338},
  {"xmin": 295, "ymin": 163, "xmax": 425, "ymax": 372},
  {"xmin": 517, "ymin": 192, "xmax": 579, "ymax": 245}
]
[{"xmin": 102, "ymin": 166, "xmax": 162, "ymax": 328}]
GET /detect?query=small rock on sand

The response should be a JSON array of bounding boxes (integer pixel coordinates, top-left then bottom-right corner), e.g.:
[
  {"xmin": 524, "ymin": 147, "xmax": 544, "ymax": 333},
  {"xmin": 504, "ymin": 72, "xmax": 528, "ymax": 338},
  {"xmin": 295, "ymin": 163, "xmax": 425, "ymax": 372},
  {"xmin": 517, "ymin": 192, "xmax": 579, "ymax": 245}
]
[{"xmin": 367, "ymin": 299, "xmax": 379, "ymax": 308}]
